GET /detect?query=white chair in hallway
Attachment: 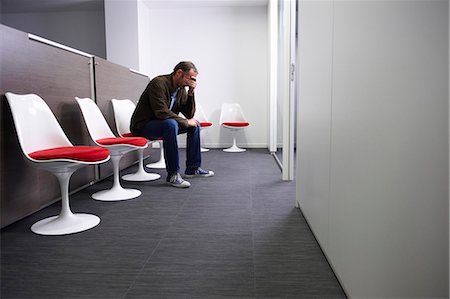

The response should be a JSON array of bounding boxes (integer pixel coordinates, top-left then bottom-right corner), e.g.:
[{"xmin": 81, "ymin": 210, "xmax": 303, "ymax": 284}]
[
  {"xmin": 146, "ymin": 139, "xmax": 166, "ymax": 169},
  {"xmin": 220, "ymin": 103, "xmax": 250, "ymax": 152},
  {"xmin": 111, "ymin": 99, "xmax": 160, "ymax": 182},
  {"xmin": 76, "ymin": 97, "xmax": 147, "ymax": 201},
  {"xmin": 5, "ymin": 92, "xmax": 110, "ymax": 235},
  {"xmin": 195, "ymin": 104, "xmax": 213, "ymax": 152}
]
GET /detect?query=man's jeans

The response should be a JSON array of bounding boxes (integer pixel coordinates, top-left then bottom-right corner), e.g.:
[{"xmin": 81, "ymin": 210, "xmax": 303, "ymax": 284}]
[{"xmin": 140, "ymin": 119, "xmax": 201, "ymax": 174}]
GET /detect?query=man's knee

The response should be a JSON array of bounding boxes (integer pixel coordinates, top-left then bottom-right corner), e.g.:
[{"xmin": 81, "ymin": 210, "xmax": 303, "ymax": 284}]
[
  {"xmin": 162, "ymin": 119, "xmax": 179, "ymax": 135},
  {"xmin": 187, "ymin": 124, "xmax": 200, "ymax": 135}
]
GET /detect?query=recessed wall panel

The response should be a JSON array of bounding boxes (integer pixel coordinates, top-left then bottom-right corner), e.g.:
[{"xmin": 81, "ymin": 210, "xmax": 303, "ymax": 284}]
[
  {"xmin": 328, "ymin": 1, "xmax": 448, "ymax": 297},
  {"xmin": 0, "ymin": 24, "xmax": 94, "ymax": 228},
  {"xmin": 296, "ymin": 0, "xmax": 334, "ymax": 251}
]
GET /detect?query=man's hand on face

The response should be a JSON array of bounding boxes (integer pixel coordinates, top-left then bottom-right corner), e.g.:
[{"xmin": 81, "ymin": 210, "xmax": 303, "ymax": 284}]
[{"xmin": 187, "ymin": 76, "xmax": 197, "ymax": 96}]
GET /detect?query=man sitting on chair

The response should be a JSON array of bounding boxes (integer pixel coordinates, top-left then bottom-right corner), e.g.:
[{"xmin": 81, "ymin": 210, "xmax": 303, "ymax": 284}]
[{"xmin": 130, "ymin": 61, "xmax": 214, "ymax": 188}]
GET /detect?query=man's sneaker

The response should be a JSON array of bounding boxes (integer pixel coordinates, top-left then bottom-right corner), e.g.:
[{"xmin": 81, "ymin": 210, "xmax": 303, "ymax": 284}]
[
  {"xmin": 184, "ymin": 167, "xmax": 215, "ymax": 178},
  {"xmin": 166, "ymin": 173, "xmax": 191, "ymax": 188}
]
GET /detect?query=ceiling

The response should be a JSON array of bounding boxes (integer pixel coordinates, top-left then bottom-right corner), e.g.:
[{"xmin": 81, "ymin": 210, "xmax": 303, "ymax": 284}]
[
  {"xmin": 1, "ymin": 0, "xmax": 268, "ymax": 14},
  {"xmin": 1, "ymin": 0, "xmax": 103, "ymax": 13},
  {"xmin": 143, "ymin": 0, "xmax": 269, "ymax": 8}
]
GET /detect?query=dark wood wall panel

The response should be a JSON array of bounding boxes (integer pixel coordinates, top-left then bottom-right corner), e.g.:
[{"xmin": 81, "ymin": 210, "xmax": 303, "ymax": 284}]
[
  {"xmin": 93, "ymin": 57, "xmax": 152, "ymax": 179},
  {"xmin": 0, "ymin": 25, "xmax": 95, "ymax": 228}
]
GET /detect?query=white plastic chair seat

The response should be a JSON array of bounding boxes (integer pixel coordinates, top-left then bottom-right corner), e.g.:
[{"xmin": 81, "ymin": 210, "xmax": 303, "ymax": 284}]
[
  {"xmin": 5, "ymin": 92, "xmax": 111, "ymax": 235},
  {"xmin": 110, "ymin": 99, "xmax": 165, "ymax": 169},
  {"xmin": 195, "ymin": 104, "xmax": 213, "ymax": 153},
  {"xmin": 111, "ymin": 99, "xmax": 162, "ymax": 180},
  {"xmin": 219, "ymin": 103, "xmax": 250, "ymax": 152},
  {"xmin": 76, "ymin": 97, "xmax": 147, "ymax": 201}
]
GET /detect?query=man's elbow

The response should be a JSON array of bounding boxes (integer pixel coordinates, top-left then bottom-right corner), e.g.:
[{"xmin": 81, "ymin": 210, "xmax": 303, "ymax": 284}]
[{"xmin": 154, "ymin": 110, "xmax": 168, "ymax": 120}]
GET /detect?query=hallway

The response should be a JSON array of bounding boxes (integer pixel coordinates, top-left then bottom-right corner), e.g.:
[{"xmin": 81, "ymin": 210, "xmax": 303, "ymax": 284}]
[{"xmin": 1, "ymin": 149, "xmax": 346, "ymax": 298}]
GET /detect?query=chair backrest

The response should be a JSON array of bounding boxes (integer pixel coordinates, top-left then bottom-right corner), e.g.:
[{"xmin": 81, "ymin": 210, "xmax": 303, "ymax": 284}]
[
  {"xmin": 219, "ymin": 103, "xmax": 247, "ymax": 124},
  {"xmin": 75, "ymin": 97, "xmax": 115, "ymax": 141},
  {"xmin": 194, "ymin": 103, "xmax": 209, "ymax": 123},
  {"xmin": 111, "ymin": 99, "xmax": 135, "ymax": 137},
  {"xmin": 5, "ymin": 92, "xmax": 73, "ymax": 157}
]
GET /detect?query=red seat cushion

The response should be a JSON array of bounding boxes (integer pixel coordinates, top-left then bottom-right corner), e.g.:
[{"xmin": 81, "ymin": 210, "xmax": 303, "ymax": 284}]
[
  {"xmin": 96, "ymin": 137, "xmax": 147, "ymax": 147},
  {"xmin": 222, "ymin": 122, "xmax": 249, "ymax": 127},
  {"xmin": 118, "ymin": 133, "xmax": 163, "ymax": 142},
  {"xmin": 200, "ymin": 122, "xmax": 213, "ymax": 128},
  {"xmin": 29, "ymin": 146, "xmax": 109, "ymax": 162}
]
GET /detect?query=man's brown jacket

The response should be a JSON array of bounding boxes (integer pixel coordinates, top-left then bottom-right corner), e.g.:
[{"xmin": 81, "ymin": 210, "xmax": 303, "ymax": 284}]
[{"xmin": 130, "ymin": 74, "xmax": 196, "ymax": 135}]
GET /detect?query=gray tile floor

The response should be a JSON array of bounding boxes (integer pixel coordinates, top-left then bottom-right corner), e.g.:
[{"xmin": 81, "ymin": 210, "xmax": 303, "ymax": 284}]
[{"xmin": 1, "ymin": 149, "xmax": 346, "ymax": 298}]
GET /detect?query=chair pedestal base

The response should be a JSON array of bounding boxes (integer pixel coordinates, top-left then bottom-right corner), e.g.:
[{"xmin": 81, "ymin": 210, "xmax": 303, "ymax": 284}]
[
  {"xmin": 146, "ymin": 141, "xmax": 166, "ymax": 169},
  {"xmin": 223, "ymin": 137, "xmax": 246, "ymax": 152},
  {"xmin": 122, "ymin": 148, "xmax": 161, "ymax": 181},
  {"xmin": 223, "ymin": 145, "xmax": 246, "ymax": 152},
  {"xmin": 31, "ymin": 213, "xmax": 100, "ymax": 235},
  {"xmin": 92, "ymin": 186, "xmax": 141, "ymax": 201},
  {"xmin": 93, "ymin": 155, "xmax": 142, "ymax": 201},
  {"xmin": 146, "ymin": 159, "xmax": 165, "ymax": 169},
  {"xmin": 31, "ymin": 168, "xmax": 100, "ymax": 235},
  {"xmin": 200, "ymin": 127, "xmax": 210, "ymax": 153},
  {"xmin": 122, "ymin": 171, "xmax": 160, "ymax": 182}
]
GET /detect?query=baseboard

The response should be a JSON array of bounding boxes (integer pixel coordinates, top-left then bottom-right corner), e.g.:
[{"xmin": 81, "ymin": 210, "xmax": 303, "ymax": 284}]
[{"xmin": 178, "ymin": 143, "xmax": 268, "ymax": 149}]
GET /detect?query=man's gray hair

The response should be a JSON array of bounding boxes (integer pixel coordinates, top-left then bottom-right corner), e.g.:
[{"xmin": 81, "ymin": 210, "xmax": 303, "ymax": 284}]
[{"xmin": 173, "ymin": 61, "xmax": 198, "ymax": 74}]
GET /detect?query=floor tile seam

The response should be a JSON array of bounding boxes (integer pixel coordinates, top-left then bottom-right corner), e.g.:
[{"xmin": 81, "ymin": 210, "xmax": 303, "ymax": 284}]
[
  {"xmin": 120, "ymin": 228, "xmax": 167, "ymax": 299},
  {"xmin": 250, "ymin": 213, "xmax": 258, "ymax": 298},
  {"xmin": 250, "ymin": 150, "xmax": 268, "ymax": 285},
  {"xmin": 121, "ymin": 184, "xmax": 195, "ymax": 299},
  {"xmin": 249, "ymin": 154, "xmax": 257, "ymax": 298},
  {"xmin": 249, "ymin": 150, "xmax": 293, "ymax": 297}
]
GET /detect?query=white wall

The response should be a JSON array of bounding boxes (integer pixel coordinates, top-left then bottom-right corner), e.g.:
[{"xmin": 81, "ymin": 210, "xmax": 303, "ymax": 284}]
[
  {"xmin": 1, "ymin": 10, "xmax": 106, "ymax": 58},
  {"xmin": 137, "ymin": 0, "xmax": 151, "ymax": 74},
  {"xmin": 276, "ymin": 0, "xmax": 285, "ymax": 148},
  {"xmin": 297, "ymin": 0, "xmax": 449, "ymax": 297},
  {"xmin": 297, "ymin": 0, "xmax": 334, "ymax": 252},
  {"xmin": 104, "ymin": 0, "xmax": 140, "ymax": 69},
  {"xmin": 141, "ymin": 3, "xmax": 268, "ymax": 148}
]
